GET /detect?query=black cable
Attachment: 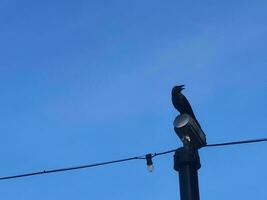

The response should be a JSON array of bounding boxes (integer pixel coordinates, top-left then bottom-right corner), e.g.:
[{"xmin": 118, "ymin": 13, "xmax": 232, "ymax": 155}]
[
  {"xmin": 204, "ymin": 138, "xmax": 267, "ymax": 147},
  {"xmin": 0, "ymin": 137, "xmax": 267, "ymax": 181},
  {"xmin": 0, "ymin": 156, "xmax": 145, "ymax": 181},
  {"xmin": 152, "ymin": 149, "xmax": 177, "ymax": 157}
]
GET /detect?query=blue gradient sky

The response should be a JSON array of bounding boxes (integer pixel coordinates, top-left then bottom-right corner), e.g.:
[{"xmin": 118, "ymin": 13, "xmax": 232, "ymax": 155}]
[{"xmin": 0, "ymin": 0, "xmax": 267, "ymax": 199}]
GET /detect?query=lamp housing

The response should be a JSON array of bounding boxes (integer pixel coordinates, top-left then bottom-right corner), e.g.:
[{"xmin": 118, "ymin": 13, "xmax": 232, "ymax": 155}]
[{"xmin": 173, "ymin": 114, "xmax": 206, "ymax": 149}]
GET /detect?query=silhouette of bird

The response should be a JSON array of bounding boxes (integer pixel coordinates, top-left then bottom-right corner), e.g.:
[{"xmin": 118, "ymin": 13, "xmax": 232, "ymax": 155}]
[{"xmin": 171, "ymin": 85, "xmax": 201, "ymax": 128}]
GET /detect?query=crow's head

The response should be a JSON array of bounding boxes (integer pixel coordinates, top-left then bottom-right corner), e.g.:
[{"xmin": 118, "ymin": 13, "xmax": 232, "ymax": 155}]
[{"xmin": 172, "ymin": 85, "xmax": 185, "ymax": 94}]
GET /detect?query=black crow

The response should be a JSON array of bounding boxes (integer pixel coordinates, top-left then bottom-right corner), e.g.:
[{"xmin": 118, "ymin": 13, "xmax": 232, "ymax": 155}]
[{"xmin": 171, "ymin": 85, "xmax": 201, "ymax": 128}]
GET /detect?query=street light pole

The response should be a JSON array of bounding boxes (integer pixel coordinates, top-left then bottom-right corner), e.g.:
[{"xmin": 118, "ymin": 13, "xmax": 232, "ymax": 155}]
[{"xmin": 173, "ymin": 114, "xmax": 206, "ymax": 200}]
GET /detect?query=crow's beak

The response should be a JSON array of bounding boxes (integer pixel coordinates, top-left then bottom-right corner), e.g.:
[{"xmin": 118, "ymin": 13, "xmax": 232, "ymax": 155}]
[{"xmin": 179, "ymin": 85, "xmax": 185, "ymax": 90}]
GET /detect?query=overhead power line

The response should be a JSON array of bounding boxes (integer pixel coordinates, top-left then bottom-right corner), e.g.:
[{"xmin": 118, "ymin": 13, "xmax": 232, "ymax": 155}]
[
  {"xmin": 0, "ymin": 137, "xmax": 267, "ymax": 181},
  {"xmin": 0, "ymin": 156, "xmax": 145, "ymax": 181},
  {"xmin": 204, "ymin": 138, "xmax": 267, "ymax": 147}
]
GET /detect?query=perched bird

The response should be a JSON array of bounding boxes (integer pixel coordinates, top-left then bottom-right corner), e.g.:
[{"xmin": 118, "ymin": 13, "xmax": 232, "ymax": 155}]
[{"xmin": 171, "ymin": 85, "xmax": 201, "ymax": 128}]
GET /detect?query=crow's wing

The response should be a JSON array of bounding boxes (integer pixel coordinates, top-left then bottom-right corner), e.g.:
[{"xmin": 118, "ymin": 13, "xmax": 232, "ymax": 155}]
[{"xmin": 172, "ymin": 92, "xmax": 201, "ymax": 128}]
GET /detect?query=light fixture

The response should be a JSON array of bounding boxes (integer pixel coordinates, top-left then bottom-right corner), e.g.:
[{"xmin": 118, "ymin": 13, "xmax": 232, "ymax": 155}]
[{"xmin": 145, "ymin": 154, "xmax": 154, "ymax": 172}]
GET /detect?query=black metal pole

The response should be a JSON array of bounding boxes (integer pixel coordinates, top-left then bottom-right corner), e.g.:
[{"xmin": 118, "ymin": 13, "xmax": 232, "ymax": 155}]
[{"xmin": 174, "ymin": 144, "xmax": 201, "ymax": 200}]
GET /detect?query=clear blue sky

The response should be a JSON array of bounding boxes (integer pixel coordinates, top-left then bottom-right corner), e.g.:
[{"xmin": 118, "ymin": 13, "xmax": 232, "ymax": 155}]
[{"xmin": 0, "ymin": 0, "xmax": 267, "ymax": 199}]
